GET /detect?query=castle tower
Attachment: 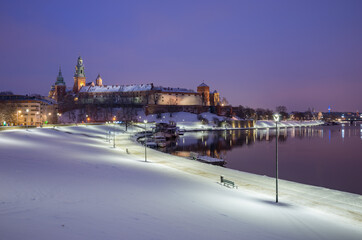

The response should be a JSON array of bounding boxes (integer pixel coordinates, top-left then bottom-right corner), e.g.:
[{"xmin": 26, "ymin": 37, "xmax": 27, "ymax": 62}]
[
  {"xmin": 54, "ymin": 67, "xmax": 66, "ymax": 102},
  {"xmin": 210, "ymin": 90, "xmax": 220, "ymax": 106},
  {"xmin": 73, "ymin": 56, "xmax": 86, "ymax": 93},
  {"xmin": 197, "ymin": 82, "xmax": 210, "ymax": 106},
  {"xmin": 96, "ymin": 74, "xmax": 103, "ymax": 86}
]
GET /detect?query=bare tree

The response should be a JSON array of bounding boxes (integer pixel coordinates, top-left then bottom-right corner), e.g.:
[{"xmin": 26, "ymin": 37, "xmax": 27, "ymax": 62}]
[
  {"xmin": 275, "ymin": 105, "xmax": 289, "ymax": 120},
  {"xmin": 118, "ymin": 103, "xmax": 138, "ymax": 131},
  {"xmin": 256, "ymin": 108, "xmax": 266, "ymax": 120},
  {"xmin": 276, "ymin": 105, "xmax": 287, "ymax": 113},
  {"xmin": 0, "ymin": 103, "xmax": 16, "ymax": 125},
  {"xmin": 244, "ymin": 107, "xmax": 256, "ymax": 119}
]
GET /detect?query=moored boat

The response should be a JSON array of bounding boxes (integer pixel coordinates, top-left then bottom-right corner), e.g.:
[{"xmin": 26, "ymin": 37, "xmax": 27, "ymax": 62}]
[{"xmin": 190, "ymin": 152, "xmax": 226, "ymax": 166}]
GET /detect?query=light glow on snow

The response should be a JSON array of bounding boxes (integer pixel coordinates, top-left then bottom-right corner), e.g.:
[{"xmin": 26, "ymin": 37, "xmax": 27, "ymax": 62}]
[{"xmin": 0, "ymin": 125, "xmax": 361, "ymax": 240}]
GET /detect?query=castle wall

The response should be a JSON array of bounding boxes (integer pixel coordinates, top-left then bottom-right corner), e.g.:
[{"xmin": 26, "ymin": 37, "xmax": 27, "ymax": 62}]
[{"xmin": 155, "ymin": 92, "xmax": 202, "ymax": 106}]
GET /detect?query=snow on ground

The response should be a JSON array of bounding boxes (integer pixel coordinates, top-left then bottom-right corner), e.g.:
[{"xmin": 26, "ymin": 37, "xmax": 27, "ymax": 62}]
[
  {"xmin": 137, "ymin": 112, "xmax": 322, "ymax": 130},
  {"xmin": 132, "ymin": 111, "xmax": 225, "ymax": 131},
  {"xmin": 1, "ymin": 125, "xmax": 361, "ymax": 240},
  {"xmin": 60, "ymin": 110, "xmax": 322, "ymax": 131},
  {"xmin": 138, "ymin": 112, "xmax": 322, "ymax": 130}
]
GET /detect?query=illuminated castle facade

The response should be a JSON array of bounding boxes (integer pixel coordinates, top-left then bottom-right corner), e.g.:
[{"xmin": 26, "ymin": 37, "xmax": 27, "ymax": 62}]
[{"xmin": 49, "ymin": 56, "xmax": 220, "ymax": 108}]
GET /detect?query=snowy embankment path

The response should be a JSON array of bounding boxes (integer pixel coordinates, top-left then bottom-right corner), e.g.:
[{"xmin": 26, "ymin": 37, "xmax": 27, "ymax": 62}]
[{"xmin": 0, "ymin": 125, "xmax": 361, "ymax": 240}]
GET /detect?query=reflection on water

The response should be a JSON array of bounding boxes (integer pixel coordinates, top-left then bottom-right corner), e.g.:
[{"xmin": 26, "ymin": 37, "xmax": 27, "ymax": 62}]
[
  {"xmin": 166, "ymin": 126, "xmax": 324, "ymax": 158},
  {"xmin": 165, "ymin": 123, "xmax": 362, "ymax": 195}
]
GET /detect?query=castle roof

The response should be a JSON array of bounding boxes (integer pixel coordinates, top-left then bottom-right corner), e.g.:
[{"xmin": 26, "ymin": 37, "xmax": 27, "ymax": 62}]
[
  {"xmin": 198, "ymin": 83, "xmax": 209, "ymax": 87},
  {"xmin": 55, "ymin": 67, "xmax": 66, "ymax": 86},
  {"xmin": 0, "ymin": 95, "xmax": 56, "ymax": 105},
  {"xmin": 79, "ymin": 83, "xmax": 153, "ymax": 93}
]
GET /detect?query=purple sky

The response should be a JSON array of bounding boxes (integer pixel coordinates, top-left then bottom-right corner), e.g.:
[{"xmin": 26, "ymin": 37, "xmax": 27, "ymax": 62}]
[{"xmin": 1, "ymin": 0, "xmax": 361, "ymax": 112}]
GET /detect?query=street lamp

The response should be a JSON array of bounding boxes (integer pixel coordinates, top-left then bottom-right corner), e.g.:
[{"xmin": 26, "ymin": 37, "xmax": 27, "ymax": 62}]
[
  {"xmin": 144, "ymin": 119, "xmax": 148, "ymax": 162},
  {"xmin": 36, "ymin": 112, "xmax": 39, "ymax": 127},
  {"xmin": 113, "ymin": 117, "xmax": 116, "ymax": 148},
  {"xmin": 273, "ymin": 113, "xmax": 280, "ymax": 203}
]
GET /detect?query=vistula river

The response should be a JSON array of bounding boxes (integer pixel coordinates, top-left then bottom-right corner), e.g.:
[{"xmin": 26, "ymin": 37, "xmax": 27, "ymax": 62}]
[{"xmin": 163, "ymin": 123, "xmax": 362, "ymax": 195}]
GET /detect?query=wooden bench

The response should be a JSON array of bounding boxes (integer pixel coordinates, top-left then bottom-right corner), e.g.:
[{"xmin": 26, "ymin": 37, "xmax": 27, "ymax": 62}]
[{"xmin": 220, "ymin": 176, "xmax": 238, "ymax": 189}]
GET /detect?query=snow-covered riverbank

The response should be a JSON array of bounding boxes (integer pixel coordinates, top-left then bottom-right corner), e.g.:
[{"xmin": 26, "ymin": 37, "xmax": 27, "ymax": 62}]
[
  {"xmin": 58, "ymin": 111, "xmax": 322, "ymax": 132},
  {"xmin": 1, "ymin": 125, "xmax": 360, "ymax": 240},
  {"xmin": 135, "ymin": 111, "xmax": 323, "ymax": 131}
]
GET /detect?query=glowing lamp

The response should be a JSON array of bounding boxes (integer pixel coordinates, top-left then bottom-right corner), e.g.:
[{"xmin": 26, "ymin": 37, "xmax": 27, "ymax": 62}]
[{"xmin": 273, "ymin": 113, "xmax": 280, "ymax": 122}]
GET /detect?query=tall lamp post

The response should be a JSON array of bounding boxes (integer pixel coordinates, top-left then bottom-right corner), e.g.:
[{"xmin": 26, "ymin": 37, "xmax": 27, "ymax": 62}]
[
  {"xmin": 273, "ymin": 113, "xmax": 280, "ymax": 203},
  {"xmin": 113, "ymin": 116, "xmax": 116, "ymax": 148},
  {"xmin": 144, "ymin": 119, "xmax": 148, "ymax": 162}
]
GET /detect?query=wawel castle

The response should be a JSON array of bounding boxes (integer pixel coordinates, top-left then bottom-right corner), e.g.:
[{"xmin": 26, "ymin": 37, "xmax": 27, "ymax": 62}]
[
  {"xmin": 0, "ymin": 56, "xmax": 224, "ymax": 126},
  {"xmin": 49, "ymin": 56, "xmax": 220, "ymax": 114}
]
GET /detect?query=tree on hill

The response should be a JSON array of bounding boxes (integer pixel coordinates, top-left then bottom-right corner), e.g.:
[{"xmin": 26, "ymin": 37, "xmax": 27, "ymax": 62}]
[{"xmin": 276, "ymin": 105, "xmax": 289, "ymax": 120}]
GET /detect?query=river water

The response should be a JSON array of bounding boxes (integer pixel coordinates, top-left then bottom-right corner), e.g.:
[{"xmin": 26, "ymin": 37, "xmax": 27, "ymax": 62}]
[{"xmin": 165, "ymin": 123, "xmax": 362, "ymax": 195}]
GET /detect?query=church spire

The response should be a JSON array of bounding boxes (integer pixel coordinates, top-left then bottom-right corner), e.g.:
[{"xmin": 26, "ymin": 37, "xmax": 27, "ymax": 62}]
[
  {"xmin": 74, "ymin": 56, "xmax": 85, "ymax": 78},
  {"xmin": 55, "ymin": 66, "xmax": 65, "ymax": 86}
]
